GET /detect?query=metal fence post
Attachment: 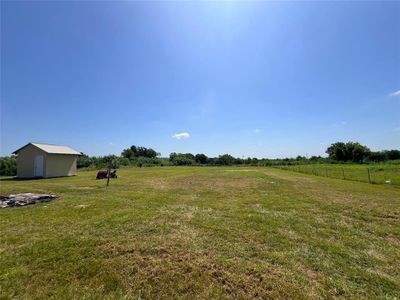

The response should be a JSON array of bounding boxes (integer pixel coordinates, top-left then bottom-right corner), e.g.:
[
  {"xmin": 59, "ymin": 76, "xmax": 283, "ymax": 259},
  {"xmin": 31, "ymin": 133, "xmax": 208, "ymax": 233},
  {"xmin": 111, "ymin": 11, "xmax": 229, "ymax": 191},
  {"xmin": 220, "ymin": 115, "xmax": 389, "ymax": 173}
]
[
  {"xmin": 367, "ymin": 168, "xmax": 371, "ymax": 184},
  {"xmin": 107, "ymin": 160, "xmax": 112, "ymax": 187}
]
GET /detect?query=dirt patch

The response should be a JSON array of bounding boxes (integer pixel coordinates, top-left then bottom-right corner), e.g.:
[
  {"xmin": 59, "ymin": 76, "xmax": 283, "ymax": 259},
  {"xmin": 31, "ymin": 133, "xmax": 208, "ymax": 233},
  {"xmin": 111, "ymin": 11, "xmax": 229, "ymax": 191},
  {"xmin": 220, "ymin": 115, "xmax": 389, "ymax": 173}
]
[
  {"xmin": 248, "ymin": 203, "xmax": 290, "ymax": 217},
  {"xmin": 74, "ymin": 204, "xmax": 90, "ymax": 209},
  {"xmin": 386, "ymin": 235, "xmax": 400, "ymax": 245}
]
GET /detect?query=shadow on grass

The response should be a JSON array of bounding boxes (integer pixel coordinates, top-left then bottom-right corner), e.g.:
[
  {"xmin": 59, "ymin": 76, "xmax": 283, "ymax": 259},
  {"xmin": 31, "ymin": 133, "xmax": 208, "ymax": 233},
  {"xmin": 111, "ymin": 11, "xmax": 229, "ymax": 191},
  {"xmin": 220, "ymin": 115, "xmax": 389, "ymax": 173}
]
[
  {"xmin": 0, "ymin": 174, "xmax": 82, "ymax": 182},
  {"xmin": 0, "ymin": 177, "xmax": 44, "ymax": 182}
]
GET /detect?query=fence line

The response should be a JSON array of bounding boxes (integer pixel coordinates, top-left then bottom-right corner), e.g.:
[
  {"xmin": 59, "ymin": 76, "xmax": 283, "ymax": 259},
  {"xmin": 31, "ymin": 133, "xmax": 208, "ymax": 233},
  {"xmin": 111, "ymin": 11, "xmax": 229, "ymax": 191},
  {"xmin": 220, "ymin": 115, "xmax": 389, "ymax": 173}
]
[{"xmin": 273, "ymin": 165, "xmax": 400, "ymax": 186}]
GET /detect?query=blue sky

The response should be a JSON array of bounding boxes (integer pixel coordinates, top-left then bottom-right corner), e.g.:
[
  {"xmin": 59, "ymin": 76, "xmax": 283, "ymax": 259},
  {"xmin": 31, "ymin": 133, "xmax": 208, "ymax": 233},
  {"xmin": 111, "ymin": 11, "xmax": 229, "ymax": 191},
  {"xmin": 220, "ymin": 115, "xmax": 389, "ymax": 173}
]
[{"xmin": 1, "ymin": 1, "xmax": 399, "ymax": 158}]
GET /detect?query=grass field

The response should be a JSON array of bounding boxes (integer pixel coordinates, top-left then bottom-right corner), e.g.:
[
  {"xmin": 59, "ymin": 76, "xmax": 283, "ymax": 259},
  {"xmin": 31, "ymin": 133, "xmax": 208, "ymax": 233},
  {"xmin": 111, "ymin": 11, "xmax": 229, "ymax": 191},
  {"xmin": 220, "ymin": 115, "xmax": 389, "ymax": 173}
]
[
  {"xmin": 1, "ymin": 167, "xmax": 399, "ymax": 299},
  {"xmin": 274, "ymin": 163, "xmax": 400, "ymax": 186}
]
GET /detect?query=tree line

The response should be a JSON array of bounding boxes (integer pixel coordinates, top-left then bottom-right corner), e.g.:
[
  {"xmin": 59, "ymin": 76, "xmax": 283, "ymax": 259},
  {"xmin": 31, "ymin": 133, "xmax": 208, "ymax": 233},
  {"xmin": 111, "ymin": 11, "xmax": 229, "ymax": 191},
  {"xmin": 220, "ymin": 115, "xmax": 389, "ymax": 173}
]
[
  {"xmin": 78, "ymin": 142, "xmax": 400, "ymax": 168},
  {"xmin": 1, "ymin": 142, "xmax": 399, "ymax": 176}
]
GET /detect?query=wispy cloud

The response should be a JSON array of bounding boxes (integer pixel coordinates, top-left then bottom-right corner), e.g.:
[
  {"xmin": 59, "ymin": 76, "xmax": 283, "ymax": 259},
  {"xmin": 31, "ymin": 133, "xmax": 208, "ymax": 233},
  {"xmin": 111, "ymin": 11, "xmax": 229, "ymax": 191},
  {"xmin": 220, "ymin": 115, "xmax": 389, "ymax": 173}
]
[
  {"xmin": 389, "ymin": 90, "xmax": 400, "ymax": 97},
  {"xmin": 331, "ymin": 121, "xmax": 347, "ymax": 128},
  {"xmin": 172, "ymin": 132, "xmax": 190, "ymax": 140},
  {"xmin": 253, "ymin": 129, "xmax": 261, "ymax": 133}
]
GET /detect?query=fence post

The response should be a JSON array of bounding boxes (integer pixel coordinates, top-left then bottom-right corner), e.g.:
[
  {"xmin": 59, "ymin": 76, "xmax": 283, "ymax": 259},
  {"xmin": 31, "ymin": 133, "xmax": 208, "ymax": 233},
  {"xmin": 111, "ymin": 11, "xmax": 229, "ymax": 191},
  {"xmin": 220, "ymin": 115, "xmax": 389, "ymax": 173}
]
[
  {"xmin": 325, "ymin": 168, "xmax": 328, "ymax": 177},
  {"xmin": 367, "ymin": 168, "xmax": 371, "ymax": 184},
  {"xmin": 342, "ymin": 168, "xmax": 345, "ymax": 180},
  {"xmin": 106, "ymin": 159, "xmax": 112, "ymax": 187}
]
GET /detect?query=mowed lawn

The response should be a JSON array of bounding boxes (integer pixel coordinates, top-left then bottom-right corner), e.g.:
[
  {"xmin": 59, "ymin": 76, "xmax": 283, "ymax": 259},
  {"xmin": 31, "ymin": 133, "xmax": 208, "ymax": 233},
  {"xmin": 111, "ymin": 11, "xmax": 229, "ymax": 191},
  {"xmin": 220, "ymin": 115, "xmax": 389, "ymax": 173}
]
[{"xmin": 0, "ymin": 167, "xmax": 399, "ymax": 299}]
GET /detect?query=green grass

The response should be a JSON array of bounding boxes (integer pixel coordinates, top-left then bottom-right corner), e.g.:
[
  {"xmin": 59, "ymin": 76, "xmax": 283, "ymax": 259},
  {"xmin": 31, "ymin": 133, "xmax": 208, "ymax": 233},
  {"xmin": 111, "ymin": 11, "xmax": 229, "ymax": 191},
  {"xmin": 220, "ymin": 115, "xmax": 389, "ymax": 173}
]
[
  {"xmin": 1, "ymin": 167, "xmax": 399, "ymax": 299},
  {"xmin": 274, "ymin": 163, "xmax": 400, "ymax": 185}
]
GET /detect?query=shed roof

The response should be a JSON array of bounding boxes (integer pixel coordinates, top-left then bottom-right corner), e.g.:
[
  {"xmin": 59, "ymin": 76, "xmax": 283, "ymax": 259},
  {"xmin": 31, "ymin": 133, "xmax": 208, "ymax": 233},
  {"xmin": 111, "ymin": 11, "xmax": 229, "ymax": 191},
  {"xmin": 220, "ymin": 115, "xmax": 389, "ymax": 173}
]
[{"xmin": 13, "ymin": 143, "xmax": 81, "ymax": 155}]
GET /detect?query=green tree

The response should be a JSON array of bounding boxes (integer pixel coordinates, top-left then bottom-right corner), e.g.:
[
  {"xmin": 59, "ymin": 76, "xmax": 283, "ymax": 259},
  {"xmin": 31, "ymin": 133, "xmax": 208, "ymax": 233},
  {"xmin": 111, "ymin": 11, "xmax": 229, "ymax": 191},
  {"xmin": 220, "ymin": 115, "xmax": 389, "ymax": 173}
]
[
  {"xmin": 195, "ymin": 154, "xmax": 208, "ymax": 164},
  {"xmin": 326, "ymin": 142, "xmax": 370, "ymax": 162},
  {"xmin": 169, "ymin": 153, "xmax": 195, "ymax": 165},
  {"xmin": 0, "ymin": 156, "xmax": 17, "ymax": 176},
  {"xmin": 215, "ymin": 154, "xmax": 236, "ymax": 165},
  {"xmin": 326, "ymin": 142, "xmax": 348, "ymax": 161},
  {"xmin": 77, "ymin": 153, "xmax": 93, "ymax": 168},
  {"xmin": 122, "ymin": 145, "xmax": 159, "ymax": 159}
]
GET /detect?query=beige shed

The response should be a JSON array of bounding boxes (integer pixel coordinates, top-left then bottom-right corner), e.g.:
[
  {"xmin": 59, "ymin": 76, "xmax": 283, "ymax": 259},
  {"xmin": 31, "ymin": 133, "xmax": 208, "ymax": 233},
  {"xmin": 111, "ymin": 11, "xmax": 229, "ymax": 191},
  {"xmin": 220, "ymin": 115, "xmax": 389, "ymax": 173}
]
[{"xmin": 13, "ymin": 143, "xmax": 81, "ymax": 178}]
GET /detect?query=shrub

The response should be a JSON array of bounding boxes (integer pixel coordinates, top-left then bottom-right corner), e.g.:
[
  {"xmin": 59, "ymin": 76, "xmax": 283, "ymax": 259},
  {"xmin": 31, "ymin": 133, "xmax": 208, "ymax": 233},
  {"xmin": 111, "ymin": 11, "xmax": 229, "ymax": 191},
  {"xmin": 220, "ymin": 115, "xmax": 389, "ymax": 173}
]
[{"xmin": 0, "ymin": 156, "xmax": 17, "ymax": 176}]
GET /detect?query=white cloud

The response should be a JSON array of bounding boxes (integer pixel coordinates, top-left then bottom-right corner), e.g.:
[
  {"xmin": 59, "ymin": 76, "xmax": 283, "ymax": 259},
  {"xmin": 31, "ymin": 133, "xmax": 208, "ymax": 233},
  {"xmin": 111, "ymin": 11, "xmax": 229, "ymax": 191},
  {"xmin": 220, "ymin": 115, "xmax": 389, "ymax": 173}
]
[
  {"xmin": 172, "ymin": 132, "xmax": 190, "ymax": 140},
  {"xmin": 389, "ymin": 90, "xmax": 400, "ymax": 97}
]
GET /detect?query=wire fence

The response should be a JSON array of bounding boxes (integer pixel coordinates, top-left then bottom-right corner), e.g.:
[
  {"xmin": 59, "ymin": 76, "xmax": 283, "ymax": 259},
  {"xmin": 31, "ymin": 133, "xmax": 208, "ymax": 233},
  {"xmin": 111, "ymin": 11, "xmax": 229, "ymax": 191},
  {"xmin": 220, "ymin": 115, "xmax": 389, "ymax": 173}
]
[{"xmin": 273, "ymin": 164, "xmax": 400, "ymax": 186}]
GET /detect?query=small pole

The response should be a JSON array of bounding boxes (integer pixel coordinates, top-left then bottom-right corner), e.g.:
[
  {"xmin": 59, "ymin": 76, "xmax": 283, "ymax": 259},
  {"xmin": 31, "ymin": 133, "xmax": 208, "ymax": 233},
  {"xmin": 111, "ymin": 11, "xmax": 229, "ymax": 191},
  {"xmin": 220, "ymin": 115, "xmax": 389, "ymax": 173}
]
[
  {"xmin": 106, "ymin": 159, "xmax": 112, "ymax": 187},
  {"xmin": 342, "ymin": 168, "xmax": 345, "ymax": 180},
  {"xmin": 325, "ymin": 168, "xmax": 328, "ymax": 177},
  {"xmin": 367, "ymin": 168, "xmax": 371, "ymax": 184}
]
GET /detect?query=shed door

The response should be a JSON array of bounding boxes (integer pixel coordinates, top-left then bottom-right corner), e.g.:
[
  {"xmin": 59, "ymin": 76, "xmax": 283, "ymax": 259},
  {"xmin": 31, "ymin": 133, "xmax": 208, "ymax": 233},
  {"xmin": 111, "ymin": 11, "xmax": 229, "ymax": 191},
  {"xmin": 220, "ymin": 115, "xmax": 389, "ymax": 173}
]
[{"xmin": 34, "ymin": 155, "xmax": 44, "ymax": 177}]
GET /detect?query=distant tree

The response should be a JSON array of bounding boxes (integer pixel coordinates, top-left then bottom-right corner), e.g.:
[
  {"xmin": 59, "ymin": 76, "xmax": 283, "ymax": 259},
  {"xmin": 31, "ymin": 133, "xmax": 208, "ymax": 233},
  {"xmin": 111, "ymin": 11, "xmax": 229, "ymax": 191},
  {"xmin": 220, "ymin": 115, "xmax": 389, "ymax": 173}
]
[
  {"xmin": 169, "ymin": 153, "xmax": 195, "ymax": 165},
  {"xmin": 169, "ymin": 152, "xmax": 177, "ymax": 161},
  {"xmin": 195, "ymin": 154, "xmax": 208, "ymax": 164},
  {"xmin": 310, "ymin": 155, "xmax": 322, "ymax": 162},
  {"xmin": 215, "ymin": 154, "xmax": 236, "ymax": 165},
  {"xmin": 235, "ymin": 157, "xmax": 244, "ymax": 165},
  {"xmin": 122, "ymin": 145, "xmax": 159, "ymax": 159},
  {"xmin": 367, "ymin": 151, "xmax": 386, "ymax": 162},
  {"xmin": 95, "ymin": 155, "xmax": 119, "ymax": 168},
  {"xmin": 173, "ymin": 157, "xmax": 194, "ymax": 165},
  {"xmin": 136, "ymin": 156, "xmax": 160, "ymax": 166},
  {"xmin": 245, "ymin": 157, "xmax": 252, "ymax": 165},
  {"xmin": 348, "ymin": 142, "xmax": 370, "ymax": 163},
  {"xmin": 326, "ymin": 142, "xmax": 348, "ymax": 161},
  {"xmin": 385, "ymin": 150, "xmax": 400, "ymax": 160},
  {"xmin": 207, "ymin": 157, "xmax": 216, "ymax": 165},
  {"xmin": 136, "ymin": 146, "xmax": 158, "ymax": 158},
  {"xmin": 326, "ymin": 142, "xmax": 370, "ymax": 162},
  {"xmin": 117, "ymin": 157, "xmax": 131, "ymax": 167},
  {"xmin": 77, "ymin": 153, "xmax": 93, "ymax": 168},
  {"xmin": 250, "ymin": 158, "xmax": 259, "ymax": 165},
  {"xmin": 121, "ymin": 149, "xmax": 132, "ymax": 160}
]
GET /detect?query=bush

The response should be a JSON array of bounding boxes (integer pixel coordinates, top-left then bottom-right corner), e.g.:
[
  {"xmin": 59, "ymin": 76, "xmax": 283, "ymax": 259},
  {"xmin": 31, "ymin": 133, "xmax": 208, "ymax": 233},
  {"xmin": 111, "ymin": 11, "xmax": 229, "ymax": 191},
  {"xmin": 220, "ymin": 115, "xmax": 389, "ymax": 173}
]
[
  {"xmin": 0, "ymin": 156, "xmax": 17, "ymax": 176},
  {"xmin": 77, "ymin": 154, "xmax": 93, "ymax": 168},
  {"xmin": 171, "ymin": 156, "xmax": 194, "ymax": 166},
  {"xmin": 117, "ymin": 157, "xmax": 131, "ymax": 167},
  {"xmin": 133, "ymin": 156, "xmax": 161, "ymax": 167}
]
